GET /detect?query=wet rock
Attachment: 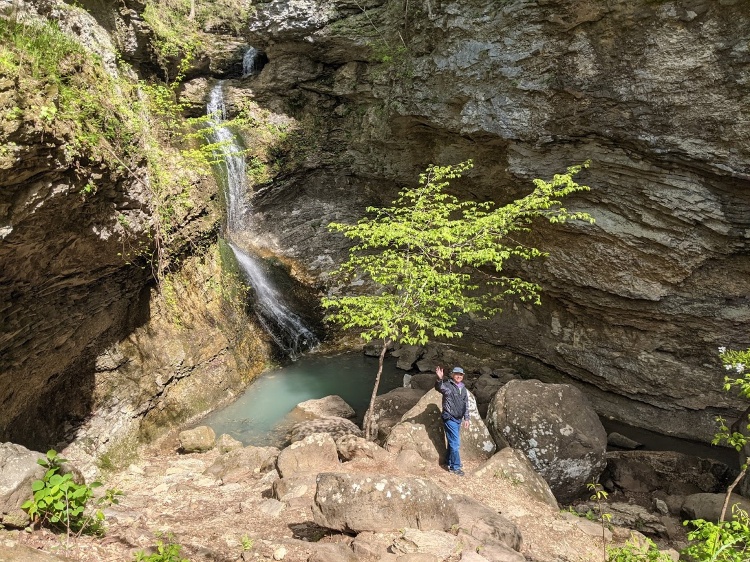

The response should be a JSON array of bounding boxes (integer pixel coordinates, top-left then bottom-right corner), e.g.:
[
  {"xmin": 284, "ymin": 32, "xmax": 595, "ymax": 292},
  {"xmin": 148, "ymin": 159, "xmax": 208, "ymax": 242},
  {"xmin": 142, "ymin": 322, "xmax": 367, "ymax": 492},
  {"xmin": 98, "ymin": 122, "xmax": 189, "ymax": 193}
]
[
  {"xmin": 486, "ymin": 379, "xmax": 607, "ymax": 503},
  {"xmin": 392, "ymin": 345, "xmax": 423, "ymax": 370}
]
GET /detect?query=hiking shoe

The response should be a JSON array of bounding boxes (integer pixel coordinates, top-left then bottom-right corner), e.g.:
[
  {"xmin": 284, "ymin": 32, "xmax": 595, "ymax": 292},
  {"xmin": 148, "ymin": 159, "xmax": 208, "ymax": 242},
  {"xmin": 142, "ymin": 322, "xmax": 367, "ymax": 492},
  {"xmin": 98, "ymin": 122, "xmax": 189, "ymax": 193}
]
[{"xmin": 450, "ymin": 468, "xmax": 465, "ymax": 476}]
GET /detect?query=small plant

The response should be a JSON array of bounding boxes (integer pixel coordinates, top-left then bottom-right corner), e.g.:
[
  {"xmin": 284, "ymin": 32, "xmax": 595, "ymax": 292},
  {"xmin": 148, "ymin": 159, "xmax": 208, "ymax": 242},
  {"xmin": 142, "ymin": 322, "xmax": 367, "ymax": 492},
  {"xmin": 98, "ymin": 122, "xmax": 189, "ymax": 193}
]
[
  {"xmin": 587, "ymin": 481, "xmax": 612, "ymax": 559},
  {"xmin": 240, "ymin": 534, "xmax": 253, "ymax": 551},
  {"xmin": 608, "ymin": 535, "xmax": 673, "ymax": 562},
  {"xmin": 134, "ymin": 534, "xmax": 190, "ymax": 562},
  {"xmin": 21, "ymin": 450, "xmax": 122, "ymax": 546}
]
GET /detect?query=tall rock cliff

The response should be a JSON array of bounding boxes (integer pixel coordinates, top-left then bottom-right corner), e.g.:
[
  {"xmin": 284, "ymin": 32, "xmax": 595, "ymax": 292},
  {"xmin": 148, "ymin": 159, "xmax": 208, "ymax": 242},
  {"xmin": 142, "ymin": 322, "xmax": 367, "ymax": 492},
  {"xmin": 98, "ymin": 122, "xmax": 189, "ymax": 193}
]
[
  {"xmin": 0, "ymin": 0, "xmax": 269, "ymax": 455},
  {"xmin": 238, "ymin": 0, "xmax": 750, "ymax": 441}
]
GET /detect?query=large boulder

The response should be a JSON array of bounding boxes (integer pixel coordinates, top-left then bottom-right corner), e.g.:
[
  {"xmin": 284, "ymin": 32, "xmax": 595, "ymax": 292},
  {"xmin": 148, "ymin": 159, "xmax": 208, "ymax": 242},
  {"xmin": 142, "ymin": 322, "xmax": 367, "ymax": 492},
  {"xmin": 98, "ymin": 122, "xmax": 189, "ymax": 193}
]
[
  {"xmin": 203, "ymin": 445, "xmax": 279, "ymax": 482},
  {"xmin": 368, "ymin": 387, "xmax": 425, "ymax": 443},
  {"xmin": 290, "ymin": 395, "xmax": 356, "ymax": 419},
  {"xmin": 473, "ymin": 448, "xmax": 558, "ymax": 508},
  {"xmin": 276, "ymin": 433, "xmax": 339, "ymax": 478},
  {"xmin": 385, "ymin": 389, "xmax": 496, "ymax": 464},
  {"xmin": 473, "ymin": 372, "xmax": 519, "ymax": 417},
  {"xmin": 178, "ymin": 426, "xmax": 216, "ymax": 453},
  {"xmin": 335, "ymin": 434, "xmax": 391, "ymax": 462},
  {"xmin": 452, "ymin": 494, "xmax": 523, "ymax": 552},
  {"xmin": 603, "ymin": 450, "xmax": 733, "ymax": 496},
  {"xmin": 0, "ymin": 443, "xmax": 45, "ymax": 528},
  {"xmin": 682, "ymin": 493, "xmax": 750, "ymax": 522},
  {"xmin": 289, "ymin": 417, "xmax": 363, "ymax": 443},
  {"xmin": 486, "ymin": 379, "xmax": 607, "ymax": 503},
  {"xmin": 312, "ymin": 472, "xmax": 459, "ymax": 533}
]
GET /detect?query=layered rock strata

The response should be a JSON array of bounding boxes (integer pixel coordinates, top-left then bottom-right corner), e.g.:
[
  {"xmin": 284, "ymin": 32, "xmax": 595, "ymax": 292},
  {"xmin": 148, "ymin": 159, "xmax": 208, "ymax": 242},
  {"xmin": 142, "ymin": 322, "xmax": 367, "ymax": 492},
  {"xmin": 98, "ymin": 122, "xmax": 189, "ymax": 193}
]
[{"xmin": 239, "ymin": 0, "xmax": 750, "ymax": 442}]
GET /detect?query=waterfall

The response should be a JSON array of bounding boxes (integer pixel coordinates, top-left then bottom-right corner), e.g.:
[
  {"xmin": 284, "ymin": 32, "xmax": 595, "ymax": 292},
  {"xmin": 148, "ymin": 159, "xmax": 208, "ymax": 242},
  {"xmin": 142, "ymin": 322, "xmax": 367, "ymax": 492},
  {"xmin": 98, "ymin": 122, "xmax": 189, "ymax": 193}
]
[
  {"xmin": 242, "ymin": 47, "xmax": 259, "ymax": 77},
  {"xmin": 207, "ymin": 79, "xmax": 318, "ymax": 359}
]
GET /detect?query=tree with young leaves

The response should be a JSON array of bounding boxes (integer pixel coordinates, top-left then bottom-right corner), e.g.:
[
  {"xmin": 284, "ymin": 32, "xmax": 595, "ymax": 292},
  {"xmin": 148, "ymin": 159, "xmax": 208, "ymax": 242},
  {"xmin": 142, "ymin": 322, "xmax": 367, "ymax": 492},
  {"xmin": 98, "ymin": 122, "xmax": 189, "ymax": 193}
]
[{"xmin": 322, "ymin": 159, "xmax": 594, "ymax": 440}]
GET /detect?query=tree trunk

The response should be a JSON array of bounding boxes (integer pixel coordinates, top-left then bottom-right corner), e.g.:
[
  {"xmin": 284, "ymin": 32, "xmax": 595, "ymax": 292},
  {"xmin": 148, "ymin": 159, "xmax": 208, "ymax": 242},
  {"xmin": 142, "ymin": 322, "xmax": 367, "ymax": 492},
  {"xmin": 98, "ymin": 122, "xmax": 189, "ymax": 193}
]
[
  {"xmin": 720, "ymin": 467, "xmax": 747, "ymax": 523},
  {"xmin": 363, "ymin": 339, "xmax": 389, "ymax": 441},
  {"xmin": 188, "ymin": 0, "xmax": 195, "ymax": 21}
]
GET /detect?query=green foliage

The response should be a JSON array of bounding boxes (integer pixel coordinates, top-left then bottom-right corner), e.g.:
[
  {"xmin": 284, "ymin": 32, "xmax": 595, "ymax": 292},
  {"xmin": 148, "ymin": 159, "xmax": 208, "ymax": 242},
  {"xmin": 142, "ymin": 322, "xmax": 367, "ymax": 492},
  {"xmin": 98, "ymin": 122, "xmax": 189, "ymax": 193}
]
[
  {"xmin": 134, "ymin": 535, "xmax": 190, "ymax": 562},
  {"xmin": 20, "ymin": 450, "xmax": 121, "ymax": 538},
  {"xmin": 587, "ymin": 482, "xmax": 612, "ymax": 558},
  {"xmin": 322, "ymin": 160, "xmax": 593, "ymax": 347},
  {"xmin": 240, "ymin": 534, "xmax": 254, "ymax": 551},
  {"xmin": 608, "ymin": 535, "xmax": 673, "ymax": 562},
  {"xmin": 683, "ymin": 506, "xmax": 750, "ymax": 562}
]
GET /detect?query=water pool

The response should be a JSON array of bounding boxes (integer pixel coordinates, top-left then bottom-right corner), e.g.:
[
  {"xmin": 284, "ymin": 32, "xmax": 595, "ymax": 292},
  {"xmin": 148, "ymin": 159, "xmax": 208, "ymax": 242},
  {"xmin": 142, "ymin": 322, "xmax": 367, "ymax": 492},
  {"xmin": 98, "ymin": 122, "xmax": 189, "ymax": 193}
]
[{"xmin": 198, "ymin": 352, "xmax": 405, "ymax": 447}]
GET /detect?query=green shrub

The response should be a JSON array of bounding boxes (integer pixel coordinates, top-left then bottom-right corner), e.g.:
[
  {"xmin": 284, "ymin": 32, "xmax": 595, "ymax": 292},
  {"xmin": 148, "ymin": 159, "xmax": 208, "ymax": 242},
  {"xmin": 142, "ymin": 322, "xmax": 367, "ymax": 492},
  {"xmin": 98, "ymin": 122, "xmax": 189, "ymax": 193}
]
[
  {"xmin": 683, "ymin": 505, "xmax": 750, "ymax": 562},
  {"xmin": 608, "ymin": 536, "xmax": 673, "ymax": 562},
  {"xmin": 134, "ymin": 536, "xmax": 191, "ymax": 562},
  {"xmin": 20, "ymin": 450, "xmax": 121, "ymax": 537}
]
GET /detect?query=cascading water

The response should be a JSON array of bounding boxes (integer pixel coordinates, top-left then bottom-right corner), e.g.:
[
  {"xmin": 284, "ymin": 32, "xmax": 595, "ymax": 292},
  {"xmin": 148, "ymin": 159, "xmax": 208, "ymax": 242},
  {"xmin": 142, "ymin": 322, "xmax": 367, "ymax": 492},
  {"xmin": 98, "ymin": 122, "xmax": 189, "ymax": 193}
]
[
  {"xmin": 207, "ymin": 78, "xmax": 318, "ymax": 359},
  {"xmin": 242, "ymin": 47, "xmax": 259, "ymax": 77}
]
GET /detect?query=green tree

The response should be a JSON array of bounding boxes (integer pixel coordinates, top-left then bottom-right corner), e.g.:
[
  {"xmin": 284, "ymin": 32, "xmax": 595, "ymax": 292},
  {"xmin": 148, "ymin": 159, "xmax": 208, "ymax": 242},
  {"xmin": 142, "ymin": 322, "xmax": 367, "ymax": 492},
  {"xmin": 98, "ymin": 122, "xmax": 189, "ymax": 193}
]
[{"xmin": 322, "ymin": 160, "xmax": 594, "ymax": 439}]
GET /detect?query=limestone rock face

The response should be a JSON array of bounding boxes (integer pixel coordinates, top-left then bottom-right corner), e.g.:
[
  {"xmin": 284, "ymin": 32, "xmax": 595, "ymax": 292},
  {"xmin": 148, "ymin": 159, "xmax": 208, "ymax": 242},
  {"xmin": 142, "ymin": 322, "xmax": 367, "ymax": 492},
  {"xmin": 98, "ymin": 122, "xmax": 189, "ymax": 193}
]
[
  {"xmin": 0, "ymin": 0, "xmax": 267, "ymax": 458},
  {"xmin": 242, "ymin": 0, "xmax": 750, "ymax": 443},
  {"xmin": 486, "ymin": 379, "xmax": 607, "ymax": 503}
]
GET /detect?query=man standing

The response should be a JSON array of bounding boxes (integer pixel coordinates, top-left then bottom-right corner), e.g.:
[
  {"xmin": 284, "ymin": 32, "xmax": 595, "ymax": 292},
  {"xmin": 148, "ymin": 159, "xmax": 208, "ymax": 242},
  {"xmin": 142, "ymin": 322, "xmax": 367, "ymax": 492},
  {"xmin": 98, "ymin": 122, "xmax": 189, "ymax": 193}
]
[{"xmin": 435, "ymin": 366, "xmax": 470, "ymax": 476}]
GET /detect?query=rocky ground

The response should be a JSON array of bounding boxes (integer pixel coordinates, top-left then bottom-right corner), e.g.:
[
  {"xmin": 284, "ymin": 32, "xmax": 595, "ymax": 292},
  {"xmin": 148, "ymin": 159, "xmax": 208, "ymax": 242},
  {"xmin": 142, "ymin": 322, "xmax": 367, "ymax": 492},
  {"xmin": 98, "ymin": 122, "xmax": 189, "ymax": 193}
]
[{"xmin": 2, "ymin": 432, "xmax": 626, "ymax": 562}]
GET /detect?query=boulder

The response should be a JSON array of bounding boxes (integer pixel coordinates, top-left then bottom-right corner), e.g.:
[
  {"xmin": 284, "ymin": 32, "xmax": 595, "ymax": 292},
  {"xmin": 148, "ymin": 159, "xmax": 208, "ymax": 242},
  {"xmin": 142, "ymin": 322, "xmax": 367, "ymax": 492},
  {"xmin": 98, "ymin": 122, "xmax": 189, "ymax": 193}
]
[
  {"xmin": 575, "ymin": 501, "xmax": 667, "ymax": 536},
  {"xmin": 216, "ymin": 433, "xmax": 244, "ymax": 453},
  {"xmin": 607, "ymin": 432, "xmax": 642, "ymax": 450},
  {"xmin": 473, "ymin": 448, "xmax": 558, "ymax": 508},
  {"xmin": 0, "ymin": 541, "xmax": 68, "ymax": 561},
  {"xmin": 272, "ymin": 473, "xmax": 318, "ymax": 502},
  {"xmin": 307, "ymin": 543, "xmax": 359, "ymax": 562},
  {"xmin": 178, "ymin": 426, "xmax": 216, "ymax": 453},
  {"xmin": 312, "ymin": 472, "xmax": 459, "ymax": 532},
  {"xmin": 392, "ymin": 345, "xmax": 423, "ymax": 370},
  {"xmin": 0, "ymin": 443, "xmax": 45, "ymax": 528},
  {"xmin": 289, "ymin": 417, "xmax": 363, "ymax": 443},
  {"xmin": 409, "ymin": 373, "xmax": 437, "ymax": 392},
  {"xmin": 385, "ymin": 389, "xmax": 496, "ymax": 464},
  {"xmin": 486, "ymin": 379, "xmax": 606, "ymax": 503},
  {"xmin": 391, "ymin": 528, "xmax": 460, "ymax": 558},
  {"xmin": 203, "ymin": 445, "xmax": 279, "ymax": 482},
  {"xmin": 682, "ymin": 492, "xmax": 750, "ymax": 522},
  {"xmin": 335, "ymin": 434, "xmax": 390, "ymax": 462},
  {"xmin": 603, "ymin": 450, "xmax": 733, "ymax": 496},
  {"xmin": 276, "ymin": 433, "xmax": 339, "ymax": 478},
  {"xmin": 452, "ymin": 494, "xmax": 523, "ymax": 552},
  {"xmin": 291, "ymin": 395, "xmax": 356, "ymax": 419},
  {"xmin": 368, "ymin": 387, "xmax": 425, "ymax": 443},
  {"xmin": 473, "ymin": 374, "xmax": 507, "ymax": 417}
]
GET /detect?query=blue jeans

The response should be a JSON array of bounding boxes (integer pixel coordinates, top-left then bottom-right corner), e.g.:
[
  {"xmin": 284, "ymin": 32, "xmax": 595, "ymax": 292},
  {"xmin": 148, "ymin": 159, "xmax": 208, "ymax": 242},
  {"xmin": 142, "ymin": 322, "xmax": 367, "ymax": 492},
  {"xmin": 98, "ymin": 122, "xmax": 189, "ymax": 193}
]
[{"xmin": 443, "ymin": 417, "xmax": 461, "ymax": 471}]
